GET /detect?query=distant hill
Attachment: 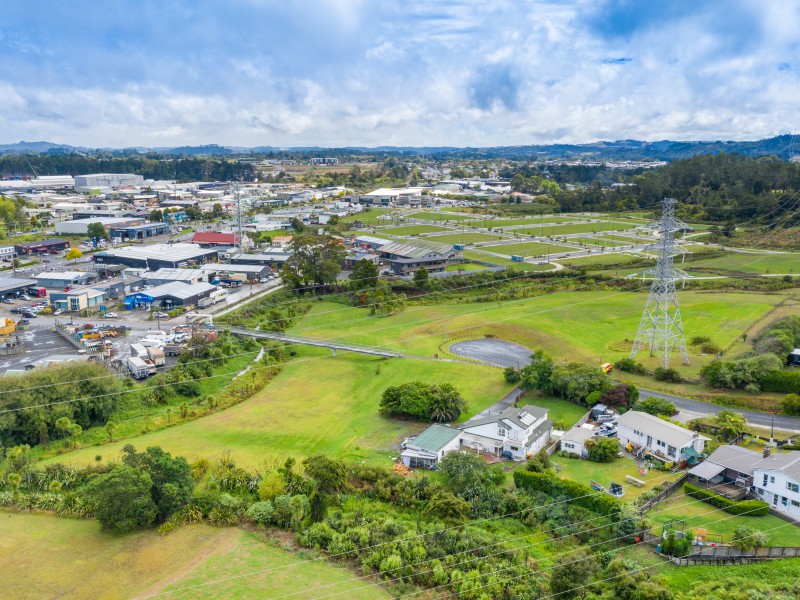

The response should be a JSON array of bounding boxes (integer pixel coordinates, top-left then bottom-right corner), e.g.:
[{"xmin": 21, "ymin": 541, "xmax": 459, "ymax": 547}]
[{"xmin": 1, "ymin": 135, "xmax": 798, "ymax": 161}]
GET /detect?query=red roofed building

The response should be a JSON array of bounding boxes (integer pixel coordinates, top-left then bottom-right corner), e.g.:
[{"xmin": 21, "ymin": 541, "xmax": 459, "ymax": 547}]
[{"xmin": 191, "ymin": 231, "xmax": 251, "ymax": 249}]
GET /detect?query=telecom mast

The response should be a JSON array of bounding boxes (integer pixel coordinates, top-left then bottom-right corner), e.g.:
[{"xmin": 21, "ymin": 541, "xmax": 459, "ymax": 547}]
[{"xmin": 630, "ymin": 198, "xmax": 690, "ymax": 367}]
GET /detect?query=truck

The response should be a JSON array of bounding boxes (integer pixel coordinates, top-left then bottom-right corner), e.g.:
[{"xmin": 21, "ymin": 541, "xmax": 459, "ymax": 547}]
[
  {"xmin": 164, "ymin": 343, "xmax": 184, "ymax": 356},
  {"xmin": 146, "ymin": 346, "xmax": 166, "ymax": 367},
  {"xmin": 210, "ymin": 289, "xmax": 229, "ymax": 304},
  {"xmin": 198, "ymin": 296, "xmax": 214, "ymax": 309},
  {"xmin": 127, "ymin": 356, "xmax": 150, "ymax": 379}
]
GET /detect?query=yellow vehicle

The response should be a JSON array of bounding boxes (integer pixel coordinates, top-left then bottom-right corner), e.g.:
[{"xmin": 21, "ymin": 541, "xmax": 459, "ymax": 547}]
[
  {"xmin": 0, "ymin": 318, "xmax": 15, "ymax": 336},
  {"xmin": 601, "ymin": 362, "xmax": 613, "ymax": 374}
]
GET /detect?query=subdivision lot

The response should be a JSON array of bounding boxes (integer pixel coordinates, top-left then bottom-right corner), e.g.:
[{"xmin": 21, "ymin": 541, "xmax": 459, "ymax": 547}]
[
  {"xmin": 408, "ymin": 211, "xmax": 480, "ymax": 222},
  {"xmin": 340, "ymin": 208, "xmax": 392, "ymax": 225},
  {"xmin": 379, "ymin": 224, "xmax": 450, "ymax": 235},
  {"xmin": 685, "ymin": 251, "xmax": 800, "ymax": 274},
  {"xmin": 547, "ymin": 222, "xmax": 638, "ymax": 235},
  {"xmin": 484, "ymin": 241, "xmax": 569, "ymax": 257},
  {"xmin": 425, "ymin": 232, "xmax": 507, "ymax": 244},
  {"xmin": 0, "ymin": 513, "xmax": 389, "ymax": 600},
  {"xmin": 461, "ymin": 250, "xmax": 558, "ymax": 271}
]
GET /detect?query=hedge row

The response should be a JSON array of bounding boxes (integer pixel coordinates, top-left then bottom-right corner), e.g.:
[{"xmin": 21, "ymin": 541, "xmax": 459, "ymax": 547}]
[
  {"xmin": 683, "ymin": 483, "xmax": 770, "ymax": 516},
  {"xmin": 513, "ymin": 470, "xmax": 622, "ymax": 516},
  {"xmin": 758, "ymin": 371, "xmax": 800, "ymax": 394}
]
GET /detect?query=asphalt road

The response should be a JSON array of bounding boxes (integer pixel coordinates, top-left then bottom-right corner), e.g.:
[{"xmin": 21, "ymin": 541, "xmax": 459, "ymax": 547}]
[
  {"xmin": 450, "ymin": 338, "xmax": 800, "ymax": 432},
  {"xmin": 0, "ymin": 328, "xmax": 76, "ymax": 374}
]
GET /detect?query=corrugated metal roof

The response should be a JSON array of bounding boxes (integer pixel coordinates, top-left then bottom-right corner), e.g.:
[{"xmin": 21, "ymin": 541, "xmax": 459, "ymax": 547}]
[
  {"xmin": 408, "ymin": 424, "xmax": 461, "ymax": 453},
  {"xmin": 617, "ymin": 411, "xmax": 710, "ymax": 448},
  {"xmin": 378, "ymin": 241, "xmax": 451, "ymax": 259}
]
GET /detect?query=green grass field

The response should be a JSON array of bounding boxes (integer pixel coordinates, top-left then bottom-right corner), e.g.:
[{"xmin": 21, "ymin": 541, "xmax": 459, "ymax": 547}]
[
  {"xmin": 485, "ymin": 217, "xmax": 582, "ymax": 228},
  {"xmin": 425, "ymin": 232, "xmax": 508, "ymax": 244},
  {"xmin": 661, "ymin": 558, "xmax": 800, "ymax": 595},
  {"xmin": 647, "ymin": 490, "xmax": 800, "ymax": 547},
  {"xmin": 545, "ymin": 222, "xmax": 638, "ymax": 236},
  {"xmin": 554, "ymin": 456, "xmax": 680, "ymax": 500},
  {"xmin": 685, "ymin": 251, "xmax": 800, "ymax": 274},
  {"xmin": 340, "ymin": 208, "xmax": 393, "ymax": 225},
  {"xmin": 558, "ymin": 253, "xmax": 648, "ymax": 267},
  {"xmin": 524, "ymin": 395, "xmax": 589, "ymax": 427},
  {"xmin": 460, "ymin": 250, "xmax": 558, "ymax": 271},
  {"xmin": 46, "ymin": 350, "xmax": 512, "ymax": 470},
  {"xmin": 0, "ymin": 513, "xmax": 389, "ymax": 600},
  {"xmin": 379, "ymin": 224, "xmax": 449, "ymax": 235},
  {"xmin": 483, "ymin": 241, "xmax": 572, "ymax": 257},
  {"xmin": 444, "ymin": 262, "xmax": 489, "ymax": 271},
  {"xmin": 289, "ymin": 290, "xmax": 786, "ymax": 377}
]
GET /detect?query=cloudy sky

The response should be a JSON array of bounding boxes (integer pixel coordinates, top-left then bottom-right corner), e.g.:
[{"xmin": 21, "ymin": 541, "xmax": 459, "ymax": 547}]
[{"xmin": 1, "ymin": 0, "xmax": 798, "ymax": 148}]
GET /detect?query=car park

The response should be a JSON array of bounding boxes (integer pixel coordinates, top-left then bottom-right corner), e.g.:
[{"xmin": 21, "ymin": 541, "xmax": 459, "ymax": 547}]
[
  {"xmin": 20, "ymin": 311, "xmax": 36, "ymax": 319},
  {"xmin": 19, "ymin": 294, "xmax": 31, "ymax": 301},
  {"xmin": 2, "ymin": 298, "xmax": 14, "ymax": 304}
]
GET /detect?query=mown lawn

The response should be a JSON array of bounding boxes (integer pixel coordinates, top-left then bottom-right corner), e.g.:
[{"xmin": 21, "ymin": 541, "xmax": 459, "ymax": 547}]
[
  {"xmin": 45, "ymin": 350, "xmax": 511, "ymax": 470},
  {"xmin": 546, "ymin": 222, "xmax": 638, "ymax": 236},
  {"xmin": 445, "ymin": 262, "xmax": 489, "ymax": 271},
  {"xmin": 408, "ymin": 211, "xmax": 480, "ymax": 222},
  {"xmin": 647, "ymin": 490, "xmax": 800, "ymax": 547},
  {"xmin": 523, "ymin": 395, "xmax": 589, "ymax": 428},
  {"xmin": 461, "ymin": 250, "xmax": 557, "ymax": 271},
  {"xmin": 554, "ymin": 455, "xmax": 681, "ymax": 500},
  {"xmin": 340, "ymin": 208, "xmax": 393, "ymax": 225},
  {"xmin": 0, "ymin": 513, "xmax": 389, "ymax": 600}
]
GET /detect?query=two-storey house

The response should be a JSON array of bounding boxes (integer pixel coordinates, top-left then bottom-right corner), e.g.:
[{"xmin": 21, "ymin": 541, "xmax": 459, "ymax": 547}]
[{"xmin": 457, "ymin": 405, "xmax": 553, "ymax": 460}]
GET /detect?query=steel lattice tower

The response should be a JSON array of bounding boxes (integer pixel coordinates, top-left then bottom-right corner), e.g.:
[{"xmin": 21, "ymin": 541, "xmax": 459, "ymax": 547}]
[
  {"xmin": 630, "ymin": 198, "xmax": 690, "ymax": 367},
  {"xmin": 234, "ymin": 183, "xmax": 245, "ymax": 254}
]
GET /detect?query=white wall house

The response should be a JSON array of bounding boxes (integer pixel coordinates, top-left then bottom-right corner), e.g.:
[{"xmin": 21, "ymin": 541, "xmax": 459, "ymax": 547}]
[
  {"xmin": 458, "ymin": 405, "xmax": 553, "ymax": 460},
  {"xmin": 401, "ymin": 424, "xmax": 462, "ymax": 468},
  {"xmin": 560, "ymin": 426, "xmax": 595, "ymax": 458},
  {"xmin": 616, "ymin": 411, "xmax": 709, "ymax": 463},
  {"xmin": 753, "ymin": 454, "xmax": 800, "ymax": 520}
]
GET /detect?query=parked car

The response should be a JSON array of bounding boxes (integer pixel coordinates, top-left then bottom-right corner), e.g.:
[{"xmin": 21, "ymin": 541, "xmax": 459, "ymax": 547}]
[
  {"xmin": 154, "ymin": 311, "xmax": 169, "ymax": 319},
  {"xmin": 104, "ymin": 312, "xmax": 118, "ymax": 318},
  {"xmin": 20, "ymin": 311, "xmax": 36, "ymax": 319},
  {"xmin": 19, "ymin": 294, "xmax": 31, "ymax": 301},
  {"xmin": 2, "ymin": 298, "xmax": 14, "ymax": 304},
  {"xmin": 500, "ymin": 450, "xmax": 515, "ymax": 460},
  {"xmin": 53, "ymin": 309, "xmax": 64, "ymax": 316},
  {"xmin": 10, "ymin": 307, "xmax": 22, "ymax": 314},
  {"xmin": 259, "ymin": 277, "xmax": 269, "ymax": 283}
]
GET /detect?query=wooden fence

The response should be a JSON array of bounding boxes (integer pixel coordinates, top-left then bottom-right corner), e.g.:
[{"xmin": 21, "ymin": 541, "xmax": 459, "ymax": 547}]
[{"xmin": 637, "ymin": 474, "xmax": 687, "ymax": 514}]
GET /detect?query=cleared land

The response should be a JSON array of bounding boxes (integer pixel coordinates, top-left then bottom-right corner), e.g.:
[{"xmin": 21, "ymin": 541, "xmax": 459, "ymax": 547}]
[
  {"xmin": 546, "ymin": 222, "xmax": 638, "ymax": 235},
  {"xmin": 647, "ymin": 489, "xmax": 800, "ymax": 547},
  {"xmin": 45, "ymin": 350, "xmax": 512, "ymax": 469},
  {"xmin": 558, "ymin": 253, "xmax": 648, "ymax": 267},
  {"xmin": 290, "ymin": 290, "xmax": 787, "ymax": 377},
  {"xmin": 379, "ymin": 224, "xmax": 449, "ymax": 235},
  {"xmin": 340, "ymin": 209, "xmax": 392, "ymax": 225},
  {"xmin": 461, "ymin": 250, "xmax": 558, "ymax": 271},
  {"xmin": 485, "ymin": 217, "xmax": 583, "ymax": 227},
  {"xmin": 0, "ymin": 513, "xmax": 389, "ymax": 600},
  {"xmin": 445, "ymin": 262, "xmax": 489, "ymax": 271}
]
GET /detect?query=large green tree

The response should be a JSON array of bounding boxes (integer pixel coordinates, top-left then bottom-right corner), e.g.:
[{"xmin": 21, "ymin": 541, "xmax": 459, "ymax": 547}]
[
  {"xmin": 281, "ymin": 234, "xmax": 345, "ymax": 291},
  {"xmin": 87, "ymin": 222, "xmax": 110, "ymax": 240},
  {"xmin": 302, "ymin": 455, "xmax": 348, "ymax": 521},
  {"xmin": 121, "ymin": 445, "xmax": 194, "ymax": 521},
  {"xmin": 350, "ymin": 258, "xmax": 378, "ymax": 289},
  {"xmin": 85, "ymin": 465, "xmax": 158, "ymax": 533}
]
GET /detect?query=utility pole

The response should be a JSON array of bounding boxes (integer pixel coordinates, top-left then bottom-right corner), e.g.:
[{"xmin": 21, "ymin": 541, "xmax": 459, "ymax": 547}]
[
  {"xmin": 235, "ymin": 183, "xmax": 245, "ymax": 254},
  {"xmin": 630, "ymin": 198, "xmax": 690, "ymax": 368}
]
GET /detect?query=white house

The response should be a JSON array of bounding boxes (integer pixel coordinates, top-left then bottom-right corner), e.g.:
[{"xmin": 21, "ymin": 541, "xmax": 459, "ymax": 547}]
[
  {"xmin": 616, "ymin": 411, "xmax": 709, "ymax": 463},
  {"xmin": 458, "ymin": 405, "xmax": 553, "ymax": 460},
  {"xmin": 560, "ymin": 426, "xmax": 595, "ymax": 458},
  {"xmin": 401, "ymin": 424, "xmax": 462, "ymax": 468},
  {"xmin": 753, "ymin": 453, "xmax": 800, "ymax": 519}
]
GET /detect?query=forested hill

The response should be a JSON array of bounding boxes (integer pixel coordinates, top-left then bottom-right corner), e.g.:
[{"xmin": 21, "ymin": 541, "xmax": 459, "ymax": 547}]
[
  {"xmin": 548, "ymin": 153, "xmax": 800, "ymax": 224},
  {"xmin": 1, "ymin": 134, "xmax": 799, "ymax": 161}
]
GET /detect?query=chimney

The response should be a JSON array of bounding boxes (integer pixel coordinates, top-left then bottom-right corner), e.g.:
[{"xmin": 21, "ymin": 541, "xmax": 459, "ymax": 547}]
[{"xmin": 763, "ymin": 447, "xmax": 771, "ymax": 458}]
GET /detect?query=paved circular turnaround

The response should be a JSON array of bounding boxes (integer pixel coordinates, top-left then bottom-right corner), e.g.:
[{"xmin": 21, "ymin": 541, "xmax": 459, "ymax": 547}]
[{"xmin": 449, "ymin": 338, "xmax": 532, "ymax": 368}]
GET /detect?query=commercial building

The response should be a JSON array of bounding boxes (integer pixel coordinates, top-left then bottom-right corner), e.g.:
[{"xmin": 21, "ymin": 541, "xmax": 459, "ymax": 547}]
[
  {"xmin": 108, "ymin": 222, "xmax": 170, "ymax": 240},
  {"xmin": 93, "ymin": 243, "xmax": 220, "ymax": 270},
  {"xmin": 33, "ymin": 271, "xmax": 97, "ymax": 289},
  {"xmin": 190, "ymin": 231, "xmax": 251, "ymax": 249},
  {"xmin": 198, "ymin": 263, "xmax": 270, "ymax": 281},
  {"xmin": 145, "ymin": 268, "xmax": 207, "ymax": 286},
  {"xmin": 74, "ymin": 173, "xmax": 145, "ymax": 193},
  {"xmin": 14, "ymin": 239, "xmax": 70, "ymax": 256},
  {"xmin": 0, "ymin": 278, "xmax": 38, "ymax": 300},
  {"xmin": 0, "ymin": 246, "xmax": 16, "ymax": 260},
  {"xmin": 49, "ymin": 286, "xmax": 106, "ymax": 312},
  {"xmin": 123, "ymin": 281, "xmax": 217, "ymax": 309},
  {"xmin": 229, "ymin": 252, "xmax": 290, "ymax": 268},
  {"xmin": 377, "ymin": 241, "xmax": 459, "ymax": 274},
  {"xmin": 55, "ymin": 217, "xmax": 145, "ymax": 236}
]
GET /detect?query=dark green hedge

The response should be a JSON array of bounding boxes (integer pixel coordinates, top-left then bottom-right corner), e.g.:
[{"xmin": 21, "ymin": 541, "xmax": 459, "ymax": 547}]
[
  {"xmin": 513, "ymin": 470, "xmax": 622, "ymax": 516},
  {"xmin": 684, "ymin": 483, "xmax": 769, "ymax": 516},
  {"xmin": 758, "ymin": 371, "xmax": 800, "ymax": 394}
]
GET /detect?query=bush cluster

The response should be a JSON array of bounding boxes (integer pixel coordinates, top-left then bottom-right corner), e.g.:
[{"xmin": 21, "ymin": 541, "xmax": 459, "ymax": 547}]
[{"xmin": 513, "ymin": 470, "xmax": 622, "ymax": 516}]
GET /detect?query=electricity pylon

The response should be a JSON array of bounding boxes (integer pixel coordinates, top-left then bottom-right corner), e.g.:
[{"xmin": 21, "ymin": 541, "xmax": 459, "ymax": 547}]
[{"xmin": 630, "ymin": 198, "xmax": 690, "ymax": 367}]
